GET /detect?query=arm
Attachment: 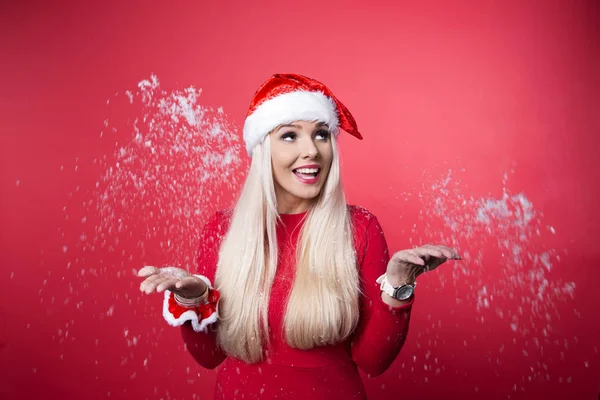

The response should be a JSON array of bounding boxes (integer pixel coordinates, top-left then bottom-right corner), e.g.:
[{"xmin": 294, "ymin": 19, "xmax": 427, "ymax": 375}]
[
  {"xmin": 350, "ymin": 216, "xmax": 414, "ymax": 377},
  {"xmin": 180, "ymin": 317, "xmax": 226, "ymax": 369},
  {"xmin": 175, "ymin": 211, "xmax": 229, "ymax": 369},
  {"xmin": 162, "ymin": 282, "xmax": 225, "ymax": 369}
]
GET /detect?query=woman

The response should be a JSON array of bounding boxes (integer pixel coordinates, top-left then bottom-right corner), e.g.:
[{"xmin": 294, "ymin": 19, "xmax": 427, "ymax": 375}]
[{"xmin": 137, "ymin": 73, "xmax": 461, "ymax": 399}]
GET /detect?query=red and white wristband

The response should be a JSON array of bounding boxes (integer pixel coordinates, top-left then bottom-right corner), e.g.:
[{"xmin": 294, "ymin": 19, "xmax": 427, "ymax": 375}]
[{"xmin": 162, "ymin": 274, "xmax": 220, "ymax": 333}]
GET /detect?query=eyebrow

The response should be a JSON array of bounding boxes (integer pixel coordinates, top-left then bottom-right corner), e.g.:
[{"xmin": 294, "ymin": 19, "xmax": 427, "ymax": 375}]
[{"xmin": 277, "ymin": 122, "xmax": 329, "ymax": 130}]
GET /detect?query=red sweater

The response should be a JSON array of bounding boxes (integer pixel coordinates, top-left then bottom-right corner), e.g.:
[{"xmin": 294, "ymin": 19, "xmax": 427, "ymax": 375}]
[{"xmin": 179, "ymin": 206, "xmax": 413, "ymax": 399}]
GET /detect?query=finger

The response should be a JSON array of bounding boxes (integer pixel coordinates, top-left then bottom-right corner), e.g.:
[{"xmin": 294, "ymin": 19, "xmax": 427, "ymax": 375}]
[
  {"xmin": 142, "ymin": 275, "xmax": 172, "ymax": 294},
  {"xmin": 450, "ymin": 248, "xmax": 462, "ymax": 260},
  {"xmin": 176, "ymin": 276, "xmax": 199, "ymax": 289},
  {"xmin": 424, "ymin": 245, "xmax": 460, "ymax": 260},
  {"xmin": 433, "ymin": 246, "xmax": 453, "ymax": 259},
  {"xmin": 156, "ymin": 278, "xmax": 181, "ymax": 293},
  {"xmin": 411, "ymin": 252, "xmax": 438, "ymax": 272},
  {"xmin": 397, "ymin": 250, "xmax": 425, "ymax": 266},
  {"xmin": 138, "ymin": 265, "xmax": 160, "ymax": 277},
  {"xmin": 438, "ymin": 246, "xmax": 461, "ymax": 260},
  {"xmin": 416, "ymin": 246, "xmax": 445, "ymax": 259},
  {"xmin": 160, "ymin": 266, "xmax": 190, "ymax": 280},
  {"xmin": 139, "ymin": 274, "xmax": 163, "ymax": 292}
]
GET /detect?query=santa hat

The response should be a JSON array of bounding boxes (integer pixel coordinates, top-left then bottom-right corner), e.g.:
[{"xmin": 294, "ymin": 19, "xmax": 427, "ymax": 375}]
[{"xmin": 242, "ymin": 73, "xmax": 363, "ymax": 156}]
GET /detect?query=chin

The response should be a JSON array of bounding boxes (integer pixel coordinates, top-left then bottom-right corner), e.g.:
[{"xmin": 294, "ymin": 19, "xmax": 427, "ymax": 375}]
[{"xmin": 295, "ymin": 188, "xmax": 322, "ymax": 200}]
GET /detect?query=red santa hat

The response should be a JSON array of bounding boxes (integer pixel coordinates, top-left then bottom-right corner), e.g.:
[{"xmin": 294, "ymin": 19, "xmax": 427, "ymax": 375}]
[{"xmin": 242, "ymin": 73, "xmax": 363, "ymax": 156}]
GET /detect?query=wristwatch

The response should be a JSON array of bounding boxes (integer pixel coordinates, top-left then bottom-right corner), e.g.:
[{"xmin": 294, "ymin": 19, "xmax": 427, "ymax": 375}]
[{"xmin": 376, "ymin": 274, "xmax": 416, "ymax": 301}]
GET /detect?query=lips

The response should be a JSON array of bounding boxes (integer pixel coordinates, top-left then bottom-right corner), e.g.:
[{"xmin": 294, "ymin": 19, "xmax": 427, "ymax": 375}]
[{"xmin": 293, "ymin": 165, "xmax": 321, "ymax": 184}]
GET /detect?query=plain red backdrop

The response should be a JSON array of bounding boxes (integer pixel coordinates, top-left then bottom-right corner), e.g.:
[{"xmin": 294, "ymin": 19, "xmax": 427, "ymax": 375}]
[{"xmin": 1, "ymin": 1, "xmax": 599, "ymax": 399}]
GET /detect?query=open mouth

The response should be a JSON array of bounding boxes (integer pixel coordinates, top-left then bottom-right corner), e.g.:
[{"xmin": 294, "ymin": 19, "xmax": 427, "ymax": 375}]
[{"xmin": 293, "ymin": 167, "xmax": 321, "ymax": 184}]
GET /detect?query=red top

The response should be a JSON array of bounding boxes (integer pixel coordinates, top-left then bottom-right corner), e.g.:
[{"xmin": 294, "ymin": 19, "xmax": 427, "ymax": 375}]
[{"xmin": 180, "ymin": 205, "xmax": 413, "ymax": 399}]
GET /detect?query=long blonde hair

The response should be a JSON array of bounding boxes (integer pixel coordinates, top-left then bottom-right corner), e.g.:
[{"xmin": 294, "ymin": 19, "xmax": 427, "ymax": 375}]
[{"xmin": 214, "ymin": 133, "xmax": 359, "ymax": 363}]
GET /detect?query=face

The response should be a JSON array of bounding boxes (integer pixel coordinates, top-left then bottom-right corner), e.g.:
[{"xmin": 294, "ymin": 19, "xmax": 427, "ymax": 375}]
[{"xmin": 269, "ymin": 120, "xmax": 333, "ymax": 214}]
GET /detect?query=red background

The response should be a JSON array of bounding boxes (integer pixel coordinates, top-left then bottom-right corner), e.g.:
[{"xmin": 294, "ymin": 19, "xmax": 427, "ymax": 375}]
[{"xmin": 1, "ymin": 1, "xmax": 599, "ymax": 399}]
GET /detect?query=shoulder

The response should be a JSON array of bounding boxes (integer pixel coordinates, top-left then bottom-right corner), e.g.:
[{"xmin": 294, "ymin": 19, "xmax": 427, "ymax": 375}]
[
  {"xmin": 212, "ymin": 208, "xmax": 234, "ymax": 221},
  {"xmin": 348, "ymin": 205, "xmax": 389, "ymax": 270},
  {"xmin": 205, "ymin": 209, "xmax": 233, "ymax": 231},
  {"xmin": 198, "ymin": 209, "xmax": 233, "ymax": 246},
  {"xmin": 196, "ymin": 209, "xmax": 233, "ymax": 276},
  {"xmin": 347, "ymin": 204, "xmax": 384, "ymax": 245},
  {"xmin": 347, "ymin": 205, "xmax": 390, "ymax": 267},
  {"xmin": 347, "ymin": 204, "xmax": 378, "ymax": 229}
]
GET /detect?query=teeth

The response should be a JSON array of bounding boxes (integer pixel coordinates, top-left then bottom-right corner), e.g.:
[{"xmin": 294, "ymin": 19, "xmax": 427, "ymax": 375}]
[{"xmin": 296, "ymin": 168, "xmax": 319, "ymax": 174}]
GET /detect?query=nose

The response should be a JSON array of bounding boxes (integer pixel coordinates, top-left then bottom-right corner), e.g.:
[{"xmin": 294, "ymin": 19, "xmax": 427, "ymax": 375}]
[{"xmin": 300, "ymin": 136, "xmax": 319, "ymax": 159}]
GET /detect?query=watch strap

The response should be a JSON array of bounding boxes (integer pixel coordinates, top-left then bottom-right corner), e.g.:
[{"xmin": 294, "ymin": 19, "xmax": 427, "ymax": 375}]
[{"xmin": 376, "ymin": 273, "xmax": 416, "ymax": 299}]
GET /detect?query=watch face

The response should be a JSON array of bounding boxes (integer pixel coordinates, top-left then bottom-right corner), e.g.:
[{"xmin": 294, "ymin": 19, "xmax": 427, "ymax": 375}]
[{"xmin": 394, "ymin": 285, "xmax": 414, "ymax": 301}]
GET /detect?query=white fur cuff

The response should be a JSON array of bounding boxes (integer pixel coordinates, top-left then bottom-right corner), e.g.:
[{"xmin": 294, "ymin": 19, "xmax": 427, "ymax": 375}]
[{"xmin": 162, "ymin": 274, "xmax": 218, "ymax": 333}]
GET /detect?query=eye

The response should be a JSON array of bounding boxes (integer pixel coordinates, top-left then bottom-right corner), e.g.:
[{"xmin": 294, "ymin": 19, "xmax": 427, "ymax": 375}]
[
  {"xmin": 280, "ymin": 132, "xmax": 297, "ymax": 141},
  {"xmin": 315, "ymin": 129, "xmax": 330, "ymax": 141}
]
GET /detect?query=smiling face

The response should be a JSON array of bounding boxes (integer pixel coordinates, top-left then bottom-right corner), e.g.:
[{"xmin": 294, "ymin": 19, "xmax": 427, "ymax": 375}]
[{"xmin": 269, "ymin": 120, "xmax": 333, "ymax": 214}]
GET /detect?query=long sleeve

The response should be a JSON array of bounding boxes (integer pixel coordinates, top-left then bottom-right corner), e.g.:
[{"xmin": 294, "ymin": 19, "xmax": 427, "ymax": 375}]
[
  {"xmin": 179, "ymin": 210, "xmax": 230, "ymax": 370},
  {"xmin": 350, "ymin": 215, "xmax": 414, "ymax": 377}
]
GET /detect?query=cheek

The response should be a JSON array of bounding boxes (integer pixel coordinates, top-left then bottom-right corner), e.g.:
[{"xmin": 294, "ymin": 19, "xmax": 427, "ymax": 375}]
[
  {"xmin": 271, "ymin": 145, "xmax": 294, "ymax": 169},
  {"xmin": 321, "ymin": 151, "xmax": 334, "ymax": 179},
  {"xmin": 271, "ymin": 158, "xmax": 293, "ymax": 185},
  {"xmin": 320, "ymin": 145, "xmax": 334, "ymax": 165},
  {"xmin": 271, "ymin": 151, "xmax": 295, "ymax": 171}
]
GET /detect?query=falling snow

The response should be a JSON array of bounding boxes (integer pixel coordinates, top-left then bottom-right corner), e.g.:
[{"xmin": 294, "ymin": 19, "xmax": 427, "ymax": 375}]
[
  {"xmin": 419, "ymin": 169, "xmax": 574, "ymax": 334},
  {"xmin": 72, "ymin": 74, "xmax": 245, "ymax": 267},
  {"xmin": 50, "ymin": 75, "xmax": 246, "ymax": 398},
  {"xmin": 401, "ymin": 168, "xmax": 577, "ymax": 391},
  {"xmin": 46, "ymin": 75, "xmax": 587, "ymax": 398}
]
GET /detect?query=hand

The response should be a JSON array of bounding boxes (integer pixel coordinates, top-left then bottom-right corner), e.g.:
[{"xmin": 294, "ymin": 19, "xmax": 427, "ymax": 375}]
[
  {"xmin": 386, "ymin": 244, "xmax": 461, "ymax": 285},
  {"xmin": 137, "ymin": 266, "xmax": 207, "ymax": 298}
]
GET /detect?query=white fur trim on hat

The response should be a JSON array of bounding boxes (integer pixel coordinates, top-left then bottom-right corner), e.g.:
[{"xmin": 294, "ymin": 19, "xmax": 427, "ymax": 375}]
[{"xmin": 242, "ymin": 90, "xmax": 340, "ymax": 156}]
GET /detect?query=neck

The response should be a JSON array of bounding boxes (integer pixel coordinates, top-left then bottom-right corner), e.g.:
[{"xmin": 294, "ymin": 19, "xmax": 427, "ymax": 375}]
[
  {"xmin": 277, "ymin": 201, "xmax": 312, "ymax": 214},
  {"xmin": 275, "ymin": 192, "xmax": 314, "ymax": 214}
]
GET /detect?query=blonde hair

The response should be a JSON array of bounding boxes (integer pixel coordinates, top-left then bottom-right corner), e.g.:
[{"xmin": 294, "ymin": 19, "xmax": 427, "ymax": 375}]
[{"xmin": 215, "ymin": 133, "xmax": 359, "ymax": 363}]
